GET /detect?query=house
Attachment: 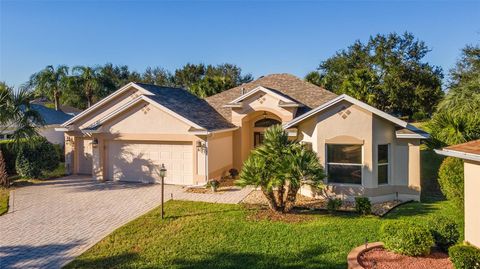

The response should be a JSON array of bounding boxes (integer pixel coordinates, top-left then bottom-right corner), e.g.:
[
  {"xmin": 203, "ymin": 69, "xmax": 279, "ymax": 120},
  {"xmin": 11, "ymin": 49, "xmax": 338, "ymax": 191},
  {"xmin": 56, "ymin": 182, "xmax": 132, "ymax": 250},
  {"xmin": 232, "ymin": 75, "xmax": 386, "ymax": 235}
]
[
  {"xmin": 1, "ymin": 104, "xmax": 74, "ymax": 145},
  {"xmin": 31, "ymin": 98, "xmax": 83, "ymax": 116},
  {"xmin": 60, "ymin": 74, "xmax": 428, "ymax": 202},
  {"xmin": 435, "ymin": 140, "xmax": 480, "ymax": 248}
]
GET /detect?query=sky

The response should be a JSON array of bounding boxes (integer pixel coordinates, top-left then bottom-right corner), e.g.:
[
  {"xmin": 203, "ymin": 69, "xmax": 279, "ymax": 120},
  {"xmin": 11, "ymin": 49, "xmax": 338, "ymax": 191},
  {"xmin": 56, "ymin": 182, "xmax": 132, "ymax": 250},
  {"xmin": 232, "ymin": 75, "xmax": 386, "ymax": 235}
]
[{"xmin": 1, "ymin": 0, "xmax": 479, "ymax": 88}]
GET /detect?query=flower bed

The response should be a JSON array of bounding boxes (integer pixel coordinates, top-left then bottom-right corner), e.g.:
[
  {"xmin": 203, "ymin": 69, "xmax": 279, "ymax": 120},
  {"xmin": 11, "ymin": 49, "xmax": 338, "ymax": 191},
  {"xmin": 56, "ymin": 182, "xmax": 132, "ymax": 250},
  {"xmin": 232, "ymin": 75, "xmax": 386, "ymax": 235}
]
[{"xmin": 359, "ymin": 247, "xmax": 453, "ymax": 269}]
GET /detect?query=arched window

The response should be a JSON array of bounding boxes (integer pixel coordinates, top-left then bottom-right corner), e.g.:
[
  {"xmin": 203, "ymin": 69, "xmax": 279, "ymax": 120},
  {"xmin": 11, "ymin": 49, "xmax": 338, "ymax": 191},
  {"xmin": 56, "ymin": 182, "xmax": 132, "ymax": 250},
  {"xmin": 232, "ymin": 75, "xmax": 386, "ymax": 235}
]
[{"xmin": 254, "ymin": 118, "xmax": 281, "ymax": 128}]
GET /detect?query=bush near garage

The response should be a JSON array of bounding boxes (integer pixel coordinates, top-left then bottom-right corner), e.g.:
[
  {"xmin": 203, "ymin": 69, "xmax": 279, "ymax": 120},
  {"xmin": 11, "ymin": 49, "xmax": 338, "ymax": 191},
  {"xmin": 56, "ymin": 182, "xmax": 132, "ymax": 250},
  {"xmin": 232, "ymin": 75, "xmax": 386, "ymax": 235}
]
[
  {"xmin": 380, "ymin": 220, "xmax": 434, "ymax": 256},
  {"xmin": 449, "ymin": 244, "xmax": 480, "ymax": 269},
  {"xmin": 15, "ymin": 137, "xmax": 59, "ymax": 178},
  {"xmin": 429, "ymin": 215, "xmax": 460, "ymax": 251},
  {"xmin": 438, "ymin": 157, "xmax": 464, "ymax": 210}
]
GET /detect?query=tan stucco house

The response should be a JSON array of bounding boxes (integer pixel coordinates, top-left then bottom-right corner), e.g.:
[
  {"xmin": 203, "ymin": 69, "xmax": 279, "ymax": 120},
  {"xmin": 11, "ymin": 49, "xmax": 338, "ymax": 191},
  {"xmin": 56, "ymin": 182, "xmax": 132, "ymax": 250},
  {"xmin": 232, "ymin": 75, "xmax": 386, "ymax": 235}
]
[
  {"xmin": 436, "ymin": 140, "xmax": 480, "ymax": 248},
  {"xmin": 59, "ymin": 74, "xmax": 428, "ymax": 202}
]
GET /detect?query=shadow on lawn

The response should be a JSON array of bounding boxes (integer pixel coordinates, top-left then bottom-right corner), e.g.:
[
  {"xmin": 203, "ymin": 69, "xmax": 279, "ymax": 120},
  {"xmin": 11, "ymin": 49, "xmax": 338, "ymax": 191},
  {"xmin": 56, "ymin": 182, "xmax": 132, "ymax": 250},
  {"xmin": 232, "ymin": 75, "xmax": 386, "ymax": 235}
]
[
  {"xmin": 382, "ymin": 201, "xmax": 440, "ymax": 219},
  {"xmin": 172, "ymin": 247, "xmax": 341, "ymax": 269}
]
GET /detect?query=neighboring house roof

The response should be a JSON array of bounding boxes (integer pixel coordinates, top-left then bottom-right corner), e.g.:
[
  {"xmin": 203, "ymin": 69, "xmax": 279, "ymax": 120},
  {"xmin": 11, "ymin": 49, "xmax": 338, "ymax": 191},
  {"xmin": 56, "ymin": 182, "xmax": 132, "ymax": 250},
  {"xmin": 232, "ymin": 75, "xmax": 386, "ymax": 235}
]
[
  {"xmin": 31, "ymin": 98, "xmax": 83, "ymax": 116},
  {"xmin": 435, "ymin": 140, "xmax": 480, "ymax": 162},
  {"xmin": 65, "ymin": 82, "xmax": 235, "ymax": 132},
  {"xmin": 206, "ymin": 73, "xmax": 338, "ymax": 121},
  {"xmin": 30, "ymin": 104, "xmax": 73, "ymax": 125}
]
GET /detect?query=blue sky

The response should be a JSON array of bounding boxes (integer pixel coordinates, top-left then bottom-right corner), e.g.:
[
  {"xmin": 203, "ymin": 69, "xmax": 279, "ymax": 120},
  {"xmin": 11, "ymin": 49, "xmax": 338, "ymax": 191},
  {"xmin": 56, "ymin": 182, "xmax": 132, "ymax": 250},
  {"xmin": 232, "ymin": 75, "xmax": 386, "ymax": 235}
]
[{"xmin": 1, "ymin": 0, "xmax": 479, "ymax": 87}]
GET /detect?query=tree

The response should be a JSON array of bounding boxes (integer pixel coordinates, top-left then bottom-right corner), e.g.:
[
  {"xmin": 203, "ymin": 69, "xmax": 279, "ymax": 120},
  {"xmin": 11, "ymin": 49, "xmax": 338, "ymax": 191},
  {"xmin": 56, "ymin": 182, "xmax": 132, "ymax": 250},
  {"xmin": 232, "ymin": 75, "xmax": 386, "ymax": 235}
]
[
  {"xmin": 427, "ymin": 44, "xmax": 480, "ymax": 147},
  {"xmin": 141, "ymin": 67, "xmax": 173, "ymax": 86},
  {"xmin": 0, "ymin": 82, "xmax": 43, "ymax": 187},
  {"xmin": 30, "ymin": 65, "xmax": 69, "ymax": 111},
  {"xmin": 307, "ymin": 32, "xmax": 444, "ymax": 118},
  {"xmin": 0, "ymin": 150, "xmax": 7, "ymax": 187},
  {"xmin": 236, "ymin": 125, "xmax": 325, "ymax": 213},
  {"xmin": 72, "ymin": 66, "xmax": 101, "ymax": 107}
]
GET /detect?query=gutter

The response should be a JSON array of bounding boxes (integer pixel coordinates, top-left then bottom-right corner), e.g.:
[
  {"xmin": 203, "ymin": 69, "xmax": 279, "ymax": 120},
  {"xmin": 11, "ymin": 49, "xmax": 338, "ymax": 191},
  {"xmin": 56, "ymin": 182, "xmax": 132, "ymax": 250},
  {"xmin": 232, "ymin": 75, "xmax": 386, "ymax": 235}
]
[
  {"xmin": 189, "ymin": 127, "xmax": 239, "ymax": 136},
  {"xmin": 434, "ymin": 149, "xmax": 480, "ymax": 162}
]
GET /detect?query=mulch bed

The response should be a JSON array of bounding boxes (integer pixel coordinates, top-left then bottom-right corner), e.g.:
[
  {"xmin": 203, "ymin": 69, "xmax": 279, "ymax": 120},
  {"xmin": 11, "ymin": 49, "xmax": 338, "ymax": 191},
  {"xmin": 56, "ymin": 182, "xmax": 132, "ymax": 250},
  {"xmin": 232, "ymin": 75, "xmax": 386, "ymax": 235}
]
[
  {"xmin": 184, "ymin": 178, "xmax": 239, "ymax": 194},
  {"xmin": 359, "ymin": 248, "xmax": 453, "ymax": 269},
  {"xmin": 241, "ymin": 190, "xmax": 406, "ymax": 216},
  {"xmin": 244, "ymin": 204, "xmax": 315, "ymax": 223}
]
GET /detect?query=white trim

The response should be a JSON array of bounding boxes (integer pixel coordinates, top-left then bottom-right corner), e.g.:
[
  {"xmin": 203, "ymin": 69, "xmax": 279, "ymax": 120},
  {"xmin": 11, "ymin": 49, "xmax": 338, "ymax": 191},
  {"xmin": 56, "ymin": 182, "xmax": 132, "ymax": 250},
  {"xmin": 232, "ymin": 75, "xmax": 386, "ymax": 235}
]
[
  {"xmin": 223, "ymin": 103, "xmax": 243, "ymax": 108},
  {"xmin": 435, "ymin": 149, "xmax": 480, "ymax": 162},
  {"xmin": 396, "ymin": 133, "xmax": 430, "ymax": 139},
  {"xmin": 279, "ymin": 103, "xmax": 302, "ymax": 108},
  {"xmin": 228, "ymin": 86, "xmax": 299, "ymax": 105},
  {"xmin": 62, "ymin": 82, "xmax": 153, "ymax": 127},
  {"xmin": 188, "ymin": 127, "xmax": 239, "ymax": 135},
  {"xmin": 54, "ymin": 127, "xmax": 70, "ymax": 132},
  {"xmin": 283, "ymin": 94, "xmax": 408, "ymax": 129}
]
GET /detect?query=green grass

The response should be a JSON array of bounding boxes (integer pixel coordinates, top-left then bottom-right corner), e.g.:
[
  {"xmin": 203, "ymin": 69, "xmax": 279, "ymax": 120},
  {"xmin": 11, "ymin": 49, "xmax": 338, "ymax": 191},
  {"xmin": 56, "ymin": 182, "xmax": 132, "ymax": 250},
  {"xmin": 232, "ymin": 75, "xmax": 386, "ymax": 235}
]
[
  {"xmin": 66, "ymin": 198, "xmax": 462, "ymax": 269},
  {"xmin": 0, "ymin": 188, "xmax": 9, "ymax": 215}
]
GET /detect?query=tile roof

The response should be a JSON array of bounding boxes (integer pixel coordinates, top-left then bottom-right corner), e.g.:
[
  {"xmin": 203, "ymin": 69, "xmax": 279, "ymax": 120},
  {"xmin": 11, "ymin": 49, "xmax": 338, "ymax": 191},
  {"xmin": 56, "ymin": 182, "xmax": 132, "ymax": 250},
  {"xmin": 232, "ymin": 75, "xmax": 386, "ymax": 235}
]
[
  {"xmin": 206, "ymin": 73, "xmax": 338, "ymax": 121},
  {"xmin": 30, "ymin": 104, "xmax": 73, "ymax": 125},
  {"xmin": 135, "ymin": 83, "xmax": 236, "ymax": 131},
  {"xmin": 444, "ymin": 140, "xmax": 480, "ymax": 156}
]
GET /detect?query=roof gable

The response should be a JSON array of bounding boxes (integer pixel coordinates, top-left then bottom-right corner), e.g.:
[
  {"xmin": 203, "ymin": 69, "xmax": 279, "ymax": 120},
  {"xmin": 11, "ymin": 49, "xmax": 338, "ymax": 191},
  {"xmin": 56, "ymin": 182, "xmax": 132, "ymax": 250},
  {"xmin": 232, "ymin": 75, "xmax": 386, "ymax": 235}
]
[
  {"xmin": 206, "ymin": 73, "xmax": 337, "ymax": 121},
  {"xmin": 228, "ymin": 86, "xmax": 301, "ymax": 106}
]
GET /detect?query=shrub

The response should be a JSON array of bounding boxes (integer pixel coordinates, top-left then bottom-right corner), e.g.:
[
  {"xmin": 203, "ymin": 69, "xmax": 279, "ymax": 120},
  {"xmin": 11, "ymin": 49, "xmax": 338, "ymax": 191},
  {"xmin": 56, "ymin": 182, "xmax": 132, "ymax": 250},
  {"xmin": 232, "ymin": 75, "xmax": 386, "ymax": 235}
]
[
  {"xmin": 412, "ymin": 111, "xmax": 428, "ymax": 121},
  {"xmin": 229, "ymin": 168, "xmax": 239, "ymax": 179},
  {"xmin": 16, "ymin": 138, "xmax": 59, "ymax": 178},
  {"xmin": 429, "ymin": 216, "xmax": 460, "ymax": 251},
  {"xmin": 449, "ymin": 244, "xmax": 480, "ymax": 269},
  {"xmin": 380, "ymin": 221, "xmax": 434, "ymax": 256},
  {"xmin": 355, "ymin": 197, "xmax": 371, "ymax": 215},
  {"xmin": 438, "ymin": 157, "xmax": 464, "ymax": 210},
  {"xmin": 326, "ymin": 198, "xmax": 342, "ymax": 212},
  {"xmin": 52, "ymin": 144, "xmax": 65, "ymax": 162}
]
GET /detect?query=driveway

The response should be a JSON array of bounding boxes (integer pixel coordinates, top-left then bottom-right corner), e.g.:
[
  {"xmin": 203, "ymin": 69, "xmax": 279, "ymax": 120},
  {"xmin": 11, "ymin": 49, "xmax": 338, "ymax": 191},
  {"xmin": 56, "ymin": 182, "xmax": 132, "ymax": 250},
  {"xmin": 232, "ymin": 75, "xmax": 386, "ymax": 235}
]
[{"xmin": 0, "ymin": 176, "xmax": 252, "ymax": 269}]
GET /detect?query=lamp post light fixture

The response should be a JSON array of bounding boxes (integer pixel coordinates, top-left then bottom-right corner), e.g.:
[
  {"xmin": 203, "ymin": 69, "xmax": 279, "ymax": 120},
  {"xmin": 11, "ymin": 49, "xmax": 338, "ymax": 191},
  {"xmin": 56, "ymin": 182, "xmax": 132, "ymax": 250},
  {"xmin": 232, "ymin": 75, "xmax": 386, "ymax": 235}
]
[{"xmin": 159, "ymin": 163, "xmax": 167, "ymax": 219}]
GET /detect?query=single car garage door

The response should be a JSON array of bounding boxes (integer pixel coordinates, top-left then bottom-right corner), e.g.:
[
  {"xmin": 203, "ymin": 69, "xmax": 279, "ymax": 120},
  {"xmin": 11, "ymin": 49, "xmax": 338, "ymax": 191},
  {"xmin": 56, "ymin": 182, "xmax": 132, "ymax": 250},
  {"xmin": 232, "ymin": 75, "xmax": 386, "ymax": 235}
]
[{"xmin": 107, "ymin": 140, "xmax": 193, "ymax": 185}]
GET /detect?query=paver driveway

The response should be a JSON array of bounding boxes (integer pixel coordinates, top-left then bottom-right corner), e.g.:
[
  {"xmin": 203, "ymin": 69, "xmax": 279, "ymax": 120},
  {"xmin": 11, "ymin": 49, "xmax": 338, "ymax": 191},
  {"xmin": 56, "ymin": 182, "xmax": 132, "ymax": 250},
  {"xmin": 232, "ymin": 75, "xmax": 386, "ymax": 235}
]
[{"xmin": 0, "ymin": 176, "xmax": 252, "ymax": 269}]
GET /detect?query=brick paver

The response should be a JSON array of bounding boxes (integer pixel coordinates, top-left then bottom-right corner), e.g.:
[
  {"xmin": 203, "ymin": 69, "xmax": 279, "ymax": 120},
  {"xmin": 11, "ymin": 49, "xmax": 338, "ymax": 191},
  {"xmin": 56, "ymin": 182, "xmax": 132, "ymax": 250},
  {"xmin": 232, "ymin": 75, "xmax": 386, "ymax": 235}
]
[{"xmin": 0, "ymin": 176, "xmax": 252, "ymax": 269}]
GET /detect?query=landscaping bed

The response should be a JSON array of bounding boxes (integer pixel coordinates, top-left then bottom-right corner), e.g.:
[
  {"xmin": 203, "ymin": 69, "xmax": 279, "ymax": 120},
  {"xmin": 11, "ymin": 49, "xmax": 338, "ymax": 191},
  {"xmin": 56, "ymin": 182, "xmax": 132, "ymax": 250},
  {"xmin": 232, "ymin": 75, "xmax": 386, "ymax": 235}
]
[
  {"xmin": 359, "ymin": 247, "xmax": 453, "ymax": 269},
  {"xmin": 242, "ymin": 190, "xmax": 405, "ymax": 216}
]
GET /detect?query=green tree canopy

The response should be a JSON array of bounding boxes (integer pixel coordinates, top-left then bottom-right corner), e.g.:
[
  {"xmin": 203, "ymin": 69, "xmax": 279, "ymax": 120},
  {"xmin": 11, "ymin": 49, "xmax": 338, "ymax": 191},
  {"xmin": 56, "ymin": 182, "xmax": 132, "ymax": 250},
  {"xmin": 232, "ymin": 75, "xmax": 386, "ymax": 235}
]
[
  {"xmin": 29, "ymin": 65, "xmax": 69, "ymax": 111},
  {"xmin": 306, "ymin": 32, "xmax": 444, "ymax": 118},
  {"xmin": 427, "ymin": 44, "xmax": 480, "ymax": 147}
]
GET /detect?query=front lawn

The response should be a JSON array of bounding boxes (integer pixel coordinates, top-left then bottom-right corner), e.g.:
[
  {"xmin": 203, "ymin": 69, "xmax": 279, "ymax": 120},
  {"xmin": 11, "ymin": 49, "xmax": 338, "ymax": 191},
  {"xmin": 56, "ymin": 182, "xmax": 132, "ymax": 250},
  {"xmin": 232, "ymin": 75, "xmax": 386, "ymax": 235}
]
[{"xmin": 66, "ymin": 198, "xmax": 462, "ymax": 269}]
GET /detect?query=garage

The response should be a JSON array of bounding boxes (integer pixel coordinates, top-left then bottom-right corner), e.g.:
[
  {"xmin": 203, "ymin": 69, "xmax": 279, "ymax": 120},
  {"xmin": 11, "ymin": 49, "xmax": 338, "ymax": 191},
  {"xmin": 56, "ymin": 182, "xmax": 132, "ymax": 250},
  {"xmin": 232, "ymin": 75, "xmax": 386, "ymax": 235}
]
[{"xmin": 107, "ymin": 140, "xmax": 193, "ymax": 185}]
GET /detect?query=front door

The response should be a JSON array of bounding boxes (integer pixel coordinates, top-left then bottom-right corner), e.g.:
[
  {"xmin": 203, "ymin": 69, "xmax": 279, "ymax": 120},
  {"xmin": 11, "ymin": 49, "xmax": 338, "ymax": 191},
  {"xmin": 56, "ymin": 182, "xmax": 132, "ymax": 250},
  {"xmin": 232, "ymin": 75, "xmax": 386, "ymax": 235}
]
[{"xmin": 254, "ymin": 132, "xmax": 264, "ymax": 147}]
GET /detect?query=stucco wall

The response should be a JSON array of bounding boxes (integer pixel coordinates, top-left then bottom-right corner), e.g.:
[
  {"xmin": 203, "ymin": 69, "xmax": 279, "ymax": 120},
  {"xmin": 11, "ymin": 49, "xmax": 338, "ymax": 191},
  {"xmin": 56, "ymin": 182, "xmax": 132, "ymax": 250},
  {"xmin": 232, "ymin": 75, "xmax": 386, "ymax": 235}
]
[
  {"xmin": 464, "ymin": 160, "xmax": 480, "ymax": 247},
  {"xmin": 38, "ymin": 125, "xmax": 65, "ymax": 145},
  {"xmin": 297, "ymin": 101, "xmax": 421, "ymax": 202},
  {"xmin": 207, "ymin": 131, "xmax": 234, "ymax": 180}
]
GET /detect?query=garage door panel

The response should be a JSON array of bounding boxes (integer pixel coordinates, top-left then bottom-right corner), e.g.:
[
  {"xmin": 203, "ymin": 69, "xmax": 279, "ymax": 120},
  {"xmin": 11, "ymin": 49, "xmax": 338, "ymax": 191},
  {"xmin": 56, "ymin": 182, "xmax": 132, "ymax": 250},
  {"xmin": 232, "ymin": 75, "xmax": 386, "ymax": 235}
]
[{"xmin": 108, "ymin": 141, "xmax": 192, "ymax": 185}]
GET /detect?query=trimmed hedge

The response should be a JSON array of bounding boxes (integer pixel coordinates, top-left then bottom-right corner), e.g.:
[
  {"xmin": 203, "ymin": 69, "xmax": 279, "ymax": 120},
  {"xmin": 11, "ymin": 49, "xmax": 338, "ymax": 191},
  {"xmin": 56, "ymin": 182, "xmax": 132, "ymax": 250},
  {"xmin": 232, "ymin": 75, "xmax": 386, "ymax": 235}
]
[
  {"xmin": 0, "ymin": 140, "xmax": 18, "ymax": 175},
  {"xmin": 355, "ymin": 197, "xmax": 371, "ymax": 215},
  {"xmin": 327, "ymin": 198, "xmax": 342, "ymax": 212},
  {"xmin": 429, "ymin": 216, "xmax": 460, "ymax": 251},
  {"xmin": 16, "ymin": 138, "xmax": 59, "ymax": 178},
  {"xmin": 449, "ymin": 244, "xmax": 480, "ymax": 269},
  {"xmin": 438, "ymin": 157, "xmax": 464, "ymax": 210},
  {"xmin": 380, "ymin": 220, "xmax": 434, "ymax": 256}
]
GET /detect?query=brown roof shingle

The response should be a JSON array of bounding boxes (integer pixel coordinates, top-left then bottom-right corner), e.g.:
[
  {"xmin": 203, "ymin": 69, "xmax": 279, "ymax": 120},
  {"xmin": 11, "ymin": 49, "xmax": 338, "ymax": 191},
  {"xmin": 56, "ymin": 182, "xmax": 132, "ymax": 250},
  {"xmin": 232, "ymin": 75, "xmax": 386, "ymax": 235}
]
[
  {"xmin": 205, "ymin": 73, "xmax": 337, "ymax": 121},
  {"xmin": 445, "ymin": 140, "xmax": 480, "ymax": 156}
]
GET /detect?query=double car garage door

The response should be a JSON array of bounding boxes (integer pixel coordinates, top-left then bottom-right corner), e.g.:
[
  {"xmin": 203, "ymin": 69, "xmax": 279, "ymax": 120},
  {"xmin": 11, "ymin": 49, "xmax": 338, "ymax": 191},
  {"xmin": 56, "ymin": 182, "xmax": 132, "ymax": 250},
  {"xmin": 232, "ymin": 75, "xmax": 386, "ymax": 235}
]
[{"xmin": 107, "ymin": 141, "xmax": 193, "ymax": 185}]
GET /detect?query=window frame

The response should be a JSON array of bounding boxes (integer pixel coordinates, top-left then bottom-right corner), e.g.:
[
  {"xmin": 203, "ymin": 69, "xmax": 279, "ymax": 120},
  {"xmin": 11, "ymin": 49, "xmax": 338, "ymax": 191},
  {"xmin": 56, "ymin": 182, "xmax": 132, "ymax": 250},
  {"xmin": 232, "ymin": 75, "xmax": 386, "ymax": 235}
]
[
  {"xmin": 377, "ymin": 144, "xmax": 390, "ymax": 185},
  {"xmin": 325, "ymin": 144, "xmax": 363, "ymax": 186}
]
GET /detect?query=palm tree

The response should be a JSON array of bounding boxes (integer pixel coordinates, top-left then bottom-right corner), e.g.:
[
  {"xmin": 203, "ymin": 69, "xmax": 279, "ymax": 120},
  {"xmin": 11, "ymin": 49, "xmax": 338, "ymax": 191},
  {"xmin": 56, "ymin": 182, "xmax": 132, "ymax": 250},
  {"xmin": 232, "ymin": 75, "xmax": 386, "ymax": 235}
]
[
  {"xmin": 30, "ymin": 65, "xmax": 69, "ymax": 111},
  {"xmin": 0, "ymin": 82, "xmax": 43, "ymax": 187},
  {"xmin": 72, "ymin": 66, "xmax": 100, "ymax": 107},
  {"xmin": 236, "ymin": 125, "xmax": 325, "ymax": 213}
]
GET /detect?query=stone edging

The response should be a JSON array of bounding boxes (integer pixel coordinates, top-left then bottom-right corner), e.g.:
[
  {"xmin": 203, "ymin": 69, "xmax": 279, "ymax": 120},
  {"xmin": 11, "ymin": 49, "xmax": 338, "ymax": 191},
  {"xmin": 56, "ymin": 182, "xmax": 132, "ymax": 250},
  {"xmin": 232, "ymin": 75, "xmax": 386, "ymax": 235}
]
[{"xmin": 347, "ymin": 242, "xmax": 384, "ymax": 269}]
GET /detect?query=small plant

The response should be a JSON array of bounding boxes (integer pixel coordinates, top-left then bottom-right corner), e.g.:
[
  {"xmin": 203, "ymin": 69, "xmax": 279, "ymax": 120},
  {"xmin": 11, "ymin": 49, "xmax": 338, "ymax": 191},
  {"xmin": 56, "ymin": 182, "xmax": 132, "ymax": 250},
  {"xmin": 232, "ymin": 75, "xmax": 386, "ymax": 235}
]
[
  {"xmin": 229, "ymin": 168, "xmax": 239, "ymax": 179},
  {"xmin": 449, "ymin": 244, "xmax": 480, "ymax": 269},
  {"xmin": 326, "ymin": 198, "xmax": 342, "ymax": 212},
  {"xmin": 429, "ymin": 216, "xmax": 459, "ymax": 251},
  {"xmin": 380, "ymin": 220, "xmax": 434, "ymax": 256},
  {"xmin": 207, "ymin": 180, "xmax": 220, "ymax": 192},
  {"xmin": 355, "ymin": 197, "xmax": 371, "ymax": 215}
]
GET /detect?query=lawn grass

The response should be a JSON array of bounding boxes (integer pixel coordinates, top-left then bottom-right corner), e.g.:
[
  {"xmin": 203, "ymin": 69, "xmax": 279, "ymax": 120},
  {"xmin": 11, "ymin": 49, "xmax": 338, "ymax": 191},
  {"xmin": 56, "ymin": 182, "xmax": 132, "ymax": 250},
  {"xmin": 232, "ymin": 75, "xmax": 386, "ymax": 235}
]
[
  {"xmin": 0, "ymin": 188, "xmax": 9, "ymax": 215},
  {"xmin": 66, "ymin": 198, "xmax": 462, "ymax": 269}
]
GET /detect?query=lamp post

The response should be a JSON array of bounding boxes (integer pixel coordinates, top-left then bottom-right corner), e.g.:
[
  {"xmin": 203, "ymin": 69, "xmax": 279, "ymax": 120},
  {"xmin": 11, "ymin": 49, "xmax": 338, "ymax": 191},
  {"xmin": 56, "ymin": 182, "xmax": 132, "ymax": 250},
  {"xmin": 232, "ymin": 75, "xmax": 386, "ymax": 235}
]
[{"xmin": 159, "ymin": 163, "xmax": 167, "ymax": 219}]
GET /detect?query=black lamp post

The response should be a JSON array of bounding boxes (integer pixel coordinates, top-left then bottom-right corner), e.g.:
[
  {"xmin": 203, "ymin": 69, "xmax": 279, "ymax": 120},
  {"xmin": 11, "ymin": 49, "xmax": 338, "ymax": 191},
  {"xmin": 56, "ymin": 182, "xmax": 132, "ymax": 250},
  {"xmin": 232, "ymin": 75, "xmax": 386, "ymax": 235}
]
[{"xmin": 159, "ymin": 163, "xmax": 167, "ymax": 219}]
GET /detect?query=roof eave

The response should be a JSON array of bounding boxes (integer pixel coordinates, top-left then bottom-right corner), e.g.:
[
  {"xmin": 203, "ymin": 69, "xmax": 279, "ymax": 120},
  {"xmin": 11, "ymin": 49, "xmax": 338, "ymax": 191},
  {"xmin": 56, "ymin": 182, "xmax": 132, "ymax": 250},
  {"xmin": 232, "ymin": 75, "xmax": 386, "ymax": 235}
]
[{"xmin": 435, "ymin": 149, "xmax": 480, "ymax": 162}]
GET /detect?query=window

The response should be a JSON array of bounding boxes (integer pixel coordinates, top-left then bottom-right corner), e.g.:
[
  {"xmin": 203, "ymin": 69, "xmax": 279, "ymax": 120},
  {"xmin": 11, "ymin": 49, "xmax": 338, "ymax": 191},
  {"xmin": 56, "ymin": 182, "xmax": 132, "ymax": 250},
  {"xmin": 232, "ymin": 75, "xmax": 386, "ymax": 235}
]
[
  {"xmin": 254, "ymin": 118, "xmax": 281, "ymax": 128},
  {"xmin": 377, "ymin": 144, "xmax": 389, "ymax": 184},
  {"xmin": 326, "ymin": 144, "xmax": 362, "ymax": 184}
]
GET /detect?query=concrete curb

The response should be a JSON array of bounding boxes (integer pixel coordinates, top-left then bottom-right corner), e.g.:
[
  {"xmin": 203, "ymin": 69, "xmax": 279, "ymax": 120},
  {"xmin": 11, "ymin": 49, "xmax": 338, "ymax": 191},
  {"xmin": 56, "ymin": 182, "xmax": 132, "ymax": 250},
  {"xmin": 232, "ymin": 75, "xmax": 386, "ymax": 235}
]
[{"xmin": 347, "ymin": 242, "xmax": 384, "ymax": 269}]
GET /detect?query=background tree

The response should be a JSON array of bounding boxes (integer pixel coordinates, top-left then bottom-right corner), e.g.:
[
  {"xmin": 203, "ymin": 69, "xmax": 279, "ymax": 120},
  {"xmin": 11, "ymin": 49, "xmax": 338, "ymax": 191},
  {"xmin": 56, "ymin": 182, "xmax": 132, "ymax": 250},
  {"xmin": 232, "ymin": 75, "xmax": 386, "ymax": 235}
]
[
  {"xmin": 236, "ymin": 125, "xmax": 325, "ymax": 213},
  {"xmin": 71, "ymin": 66, "xmax": 101, "ymax": 107},
  {"xmin": 0, "ymin": 82, "xmax": 43, "ymax": 187},
  {"xmin": 30, "ymin": 65, "xmax": 69, "ymax": 111},
  {"xmin": 306, "ymin": 32, "xmax": 443, "ymax": 118}
]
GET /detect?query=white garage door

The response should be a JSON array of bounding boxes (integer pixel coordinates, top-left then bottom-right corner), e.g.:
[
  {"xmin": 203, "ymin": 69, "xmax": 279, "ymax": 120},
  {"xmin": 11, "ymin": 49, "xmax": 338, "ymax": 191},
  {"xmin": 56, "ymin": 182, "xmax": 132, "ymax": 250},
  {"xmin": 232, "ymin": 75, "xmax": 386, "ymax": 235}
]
[{"xmin": 107, "ymin": 141, "xmax": 193, "ymax": 185}]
